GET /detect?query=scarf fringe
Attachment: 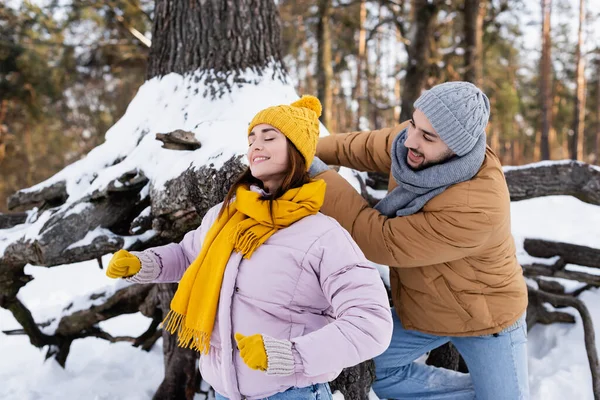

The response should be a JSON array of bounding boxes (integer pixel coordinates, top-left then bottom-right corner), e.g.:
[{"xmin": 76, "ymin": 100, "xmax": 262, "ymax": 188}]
[
  {"xmin": 162, "ymin": 309, "xmax": 210, "ymax": 354},
  {"xmin": 230, "ymin": 225, "xmax": 263, "ymax": 259}
]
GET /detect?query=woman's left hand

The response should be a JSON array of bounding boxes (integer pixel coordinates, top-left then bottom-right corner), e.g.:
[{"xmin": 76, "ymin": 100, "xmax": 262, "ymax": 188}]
[
  {"xmin": 235, "ymin": 333, "xmax": 268, "ymax": 371},
  {"xmin": 235, "ymin": 332, "xmax": 295, "ymax": 376}
]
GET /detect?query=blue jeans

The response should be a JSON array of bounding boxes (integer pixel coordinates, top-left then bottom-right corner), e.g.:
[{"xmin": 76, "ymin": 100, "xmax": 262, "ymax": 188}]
[
  {"xmin": 215, "ymin": 383, "xmax": 332, "ymax": 400},
  {"xmin": 373, "ymin": 310, "xmax": 529, "ymax": 400}
]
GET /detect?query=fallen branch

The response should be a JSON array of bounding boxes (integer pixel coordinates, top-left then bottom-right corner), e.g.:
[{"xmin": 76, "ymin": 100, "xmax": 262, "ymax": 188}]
[
  {"xmin": 524, "ymin": 239, "xmax": 600, "ymax": 269},
  {"xmin": 504, "ymin": 161, "xmax": 600, "ymax": 206},
  {"xmin": 353, "ymin": 171, "xmax": 380, "ymax": 208},
  {"xmin": 528, "ymin": 286, "xmax": 600, "ymax": 400},
  {"xmin": 8, "ymin": 180, "xmax": 68, "ymax": 210},
  {"xmin": 0, "ymin": 276, "xmax": 154, "ymax": 367},
  {"xmin": 527, "ymin": 281, "xmax": 576, "ymax": 326},
  {"xmin": 522, "ymin": 263, "xmax": 600, "ymax": 287},
  {"xmin": 55, "ymin": 284, "xmax": 153, "ymax": 336}
]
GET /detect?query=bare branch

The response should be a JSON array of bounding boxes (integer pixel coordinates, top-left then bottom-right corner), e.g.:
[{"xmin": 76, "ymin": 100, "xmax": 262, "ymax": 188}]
[
  {"xmin": 504, "ymin": 162, "xmax": 600, "ymax": 206},
  {"xmin": 529, "ymin": 287, "xmax": 600, "ymax": 399},
  {"xmin": 524, "ymin": 239, "xmax": 600, "ymax": 270}
]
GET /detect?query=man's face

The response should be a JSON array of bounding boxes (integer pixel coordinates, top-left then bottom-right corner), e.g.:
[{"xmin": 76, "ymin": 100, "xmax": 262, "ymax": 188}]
[{"xmin": 404, "ymin": 109, "xmax": 455, "ymax": 171}]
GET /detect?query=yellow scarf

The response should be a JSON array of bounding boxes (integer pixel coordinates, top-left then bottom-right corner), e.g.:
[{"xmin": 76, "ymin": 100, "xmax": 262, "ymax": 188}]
[{"xmin": 162, "ymin": 179, "xmax": 326, "ymax": 353}]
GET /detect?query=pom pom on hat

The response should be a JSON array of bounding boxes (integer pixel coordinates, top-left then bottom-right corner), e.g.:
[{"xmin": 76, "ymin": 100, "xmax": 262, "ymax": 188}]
[{"xmin": 291, "ymin": 95, "xmax": 322, "ymax": 118}]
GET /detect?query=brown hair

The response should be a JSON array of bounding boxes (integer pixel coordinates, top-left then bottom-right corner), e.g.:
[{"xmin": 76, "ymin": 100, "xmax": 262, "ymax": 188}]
[{"xmin": 218, "ymin": 138, "xmax": 311, "ymax": 221}]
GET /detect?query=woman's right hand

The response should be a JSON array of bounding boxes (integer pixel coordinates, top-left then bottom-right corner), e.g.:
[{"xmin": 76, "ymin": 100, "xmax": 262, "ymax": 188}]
[{"xmin": 106, "ymin": 249, "xmax": 141, "ymax": 278}]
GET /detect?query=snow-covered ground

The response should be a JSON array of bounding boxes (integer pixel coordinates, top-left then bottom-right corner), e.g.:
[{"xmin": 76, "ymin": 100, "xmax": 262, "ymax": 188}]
[{"xmin": 2, "ymin": 194, "xmax": 599, "ymax": 399}]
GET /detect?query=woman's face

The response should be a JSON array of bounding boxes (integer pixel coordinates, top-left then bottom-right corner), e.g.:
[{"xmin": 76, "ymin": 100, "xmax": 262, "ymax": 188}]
[{"xmin": 247, "ymin": 124, "xmax": 289, "ymax": 190}]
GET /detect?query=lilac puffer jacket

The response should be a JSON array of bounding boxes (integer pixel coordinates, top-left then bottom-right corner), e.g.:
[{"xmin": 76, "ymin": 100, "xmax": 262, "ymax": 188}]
[{"xmin": 133, "ymin": 202, "xmax": 393, "ymax": 399}]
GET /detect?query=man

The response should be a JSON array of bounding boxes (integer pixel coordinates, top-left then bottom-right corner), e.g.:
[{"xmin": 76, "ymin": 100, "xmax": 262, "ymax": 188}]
[{"xmin": 309, "ymin": 81, "xmax": 529, "ymax": 399}]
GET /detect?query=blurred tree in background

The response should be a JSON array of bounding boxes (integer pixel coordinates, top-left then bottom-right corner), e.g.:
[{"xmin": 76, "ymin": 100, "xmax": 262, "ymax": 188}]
[
  {"xmin": 1, "ymin": 0, "xmax": 599, "ymax": 212},
  {"xmin": 0, "ymin": 0, "xmax": 152, "ymax": 212}
]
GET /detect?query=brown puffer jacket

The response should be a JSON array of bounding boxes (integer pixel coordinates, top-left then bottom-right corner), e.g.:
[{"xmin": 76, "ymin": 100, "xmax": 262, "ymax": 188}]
[{"xmin": 315, "ymin": 121, "xmax": 527, "ymax": 336}]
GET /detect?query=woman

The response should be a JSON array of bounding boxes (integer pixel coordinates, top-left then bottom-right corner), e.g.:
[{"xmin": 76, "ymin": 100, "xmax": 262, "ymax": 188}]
[{"xmin": 106, "ymin": 95, "xmax": 393, "ymax": 400}]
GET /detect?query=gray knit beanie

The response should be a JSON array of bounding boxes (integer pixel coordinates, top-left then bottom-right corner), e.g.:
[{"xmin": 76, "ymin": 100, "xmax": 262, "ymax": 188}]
[{"xmin": 414, "ymin": 81, "xmax": 490, "ymax": 156}]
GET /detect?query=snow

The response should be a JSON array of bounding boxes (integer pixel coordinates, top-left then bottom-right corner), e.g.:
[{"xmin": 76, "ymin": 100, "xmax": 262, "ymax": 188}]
[
  {"xmin": 0, "ymin": 206, "xmax": 53, "ymax": 258},
  {"xmin": 338, "ymin": 167, "xmax": 363, "ymax": 193},
  {"xmin": 503, "ymin": 159, "xmax": 600, "ymax": 172},
  {"xmin": 65, "ymin": 227, "xmax": 120, "ymax": 250},
  {"xmin": 122, "ymin": 230, "xmax": 157, "ymax": 249},
  {"xmin": 137, "ymin": 206, "xmax": 151, "ymax": 218}
]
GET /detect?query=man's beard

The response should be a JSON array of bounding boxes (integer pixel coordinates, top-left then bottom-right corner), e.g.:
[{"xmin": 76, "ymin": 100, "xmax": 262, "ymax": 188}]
[{"xmin": 406, "ymin": 148, "xmax": 456, "ymax": 171}]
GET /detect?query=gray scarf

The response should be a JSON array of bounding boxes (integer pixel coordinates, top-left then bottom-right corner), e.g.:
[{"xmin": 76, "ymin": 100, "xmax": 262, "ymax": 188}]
[{"xmin": 374, "ymin": 128, "xmax": 487, "ymax": 217}]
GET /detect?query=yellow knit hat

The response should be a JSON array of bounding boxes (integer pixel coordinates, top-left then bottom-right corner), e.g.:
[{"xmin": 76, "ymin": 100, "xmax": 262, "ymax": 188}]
[{"xmin": 248, "ymin": 95, "xmax": 322, "ymax": 169}]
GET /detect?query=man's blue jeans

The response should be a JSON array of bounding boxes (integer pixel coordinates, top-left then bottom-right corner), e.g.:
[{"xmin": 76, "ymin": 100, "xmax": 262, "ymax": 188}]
[{"xmin": 373, "ymin": 310, "xmax": 529, "ymax": 400}]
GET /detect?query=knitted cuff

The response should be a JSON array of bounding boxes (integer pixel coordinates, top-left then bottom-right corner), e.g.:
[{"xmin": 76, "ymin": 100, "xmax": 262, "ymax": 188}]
[
  {"xmin": 125, "ymin": 251, "xmax": 161, "ymax": 283},
  {"xmin": 263, "ymin": 335, "xmax": 295, "ymax": 376},
  {"xmin": 308, "ymin": 156, "xmax": 329, "ymax": 178}
]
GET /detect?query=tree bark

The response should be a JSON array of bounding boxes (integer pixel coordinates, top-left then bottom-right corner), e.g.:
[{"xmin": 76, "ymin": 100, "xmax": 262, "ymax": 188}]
[
  {"xmin": 426, "ymin": 342, "xmax": 467, "ymax": 373},
  {"xmin": 330, "ymin": 360, "xmax": 375, "ymax": 400},
  {"xmin": 524, "ymin": 239, "xmax": 600, "ymax": 270},
  {"xmin": 463, "ymin": 0, "xmax": 485, "ymax": 86},
  {"xmin": 0, "ymin": 212, "xmax": 27, "ymax": 229},
  {"xmin": 503, "ymin": 161, "xmax": 600, "ymax": 205},
  {"xmin": 8, "ymin": 180, "xmax": 68, "ymax": 210},
  {"xmin": 354, "ymin": 0, "xmax": 367, "ymax": 129},
  {"xmin": 153, "ymin": 283, "xmax": 200, "ymax": 400},
  {"xmin": 523, "ymin": 263, "xmax": 600, "ymax": 287},
  {"xmin": 539, "ymin": 0, "xmax": 552, "ymax": 160},
  {"xmin": 316, "ymin": 0, "xmax": 333, "ymax": 130},
  {"xmin": 400, "ymin": 0, "xmax": 440, "ymax": 122},
  {"xmin": 597, "ymin": 55, "xmax": 600, "ymax": 163},
  {"xmin": 146, "ymin": 0, "xmax": 286, "ymax": 92},
  {"xmin": 570, "ymin": 0, "xmax": 586, "ymax": 161}
]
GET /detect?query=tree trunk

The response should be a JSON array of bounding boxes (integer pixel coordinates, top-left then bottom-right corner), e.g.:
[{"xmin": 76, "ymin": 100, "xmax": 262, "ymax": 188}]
[
  {"xmin": 153, "ymin": 283, "xmax": 200, "ymax": 400},
  {"xmin": 330, "ymin": 360, "xmax": 376, "ymax": 400},
  {"xmin": 400, "ymin": 0, "xmax": 440, "ymax": 122},
  {"xmin": 570, "ymin": 0, "xmax": 586, "ymax": 161},
  {"xmin": 317, "ymin": 0, "xmax": 333, "ymax": 130},
  {"xmin": 597, "ymin": 55, "xmax": 600, "ymax": 163},
  {"xmin": 539, "ymin": 0, "xmax": 552, "ymax": 160},
  {"xmin": 146, "ymin": 0, "xmax": 286, "ymax": 89},
  {"xmin": 354, "ymin": 0, "xmax": 367, "ymax": 129},
  {"xmin": 463, "ymin": 0, "xmax": 485, "ymax": 86}
]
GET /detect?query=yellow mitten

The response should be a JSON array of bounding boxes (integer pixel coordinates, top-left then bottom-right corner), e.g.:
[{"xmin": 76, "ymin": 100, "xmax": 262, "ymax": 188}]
[
  {"xmin": 235, "ymin": 333, "xmax": 268, "ymax": 371},
  {"xmin": 106, "ymin": 249, "xmax": 141, "ymax": 278}
]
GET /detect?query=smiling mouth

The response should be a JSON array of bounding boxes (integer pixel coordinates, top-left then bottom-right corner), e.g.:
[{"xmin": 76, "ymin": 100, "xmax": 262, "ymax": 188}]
[
  {"xmin": 252, "ymin": 156, "xmax": 270, "ymax": 164},
  {"xmin": 407, "ymin": 149, "xmax": 424, "ymax": 163}
]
